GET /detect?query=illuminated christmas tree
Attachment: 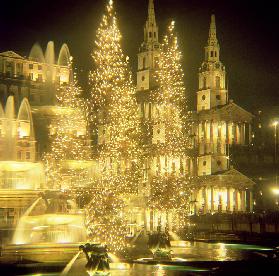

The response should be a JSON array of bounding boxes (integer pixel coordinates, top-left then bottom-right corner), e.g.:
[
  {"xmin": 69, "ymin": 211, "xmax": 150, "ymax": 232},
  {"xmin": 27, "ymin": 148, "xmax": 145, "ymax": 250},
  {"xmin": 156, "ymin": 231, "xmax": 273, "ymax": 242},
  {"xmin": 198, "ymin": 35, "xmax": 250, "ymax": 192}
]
[
  {"xmin": 149, "ymin": 21, "xmax": 192, "ymax": 227},
  {"xmin": 85, "ymin": 189, "xmax": 128, "ymax": 252},
  {"xmin": 44, "ymin": 63, "xmax": 91, "ymax": 189},
  {"xmin": 86, "ymin": 0, "xmax": 142, "ymax": 252},
  {"xmin": 89, "ymin": 0, "xmax": 142, "ymax": 194}
]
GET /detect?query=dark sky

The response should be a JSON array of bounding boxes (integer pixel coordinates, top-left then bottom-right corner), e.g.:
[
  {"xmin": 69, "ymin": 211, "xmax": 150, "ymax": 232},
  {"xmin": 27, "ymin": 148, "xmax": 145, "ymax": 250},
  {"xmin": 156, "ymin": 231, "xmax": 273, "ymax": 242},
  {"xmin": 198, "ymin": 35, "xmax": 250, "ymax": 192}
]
[{"xmin": 0, "ymin": 0, "xmax": 278, "ymax": 111}]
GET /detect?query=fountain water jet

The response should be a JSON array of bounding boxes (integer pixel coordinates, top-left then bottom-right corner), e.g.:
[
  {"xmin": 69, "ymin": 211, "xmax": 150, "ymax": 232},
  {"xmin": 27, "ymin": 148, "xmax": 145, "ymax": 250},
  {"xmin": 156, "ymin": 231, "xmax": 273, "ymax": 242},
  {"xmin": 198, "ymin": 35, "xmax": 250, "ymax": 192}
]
[
  {"xmin": 3, "ymin": 192, "xmax": 87, "ymax": 263},
  {"xmin": 45, "ymin": 41, "xmax": 55, "ymax": 64},
  {"xmin": 58, "ymin": 43, "xmax": 71, "ymax": 66},
  {"xmin": 29, "ymin": 43, "xmax": 45, "ymax": 62},
  {"xmin": 61, "ymin": 251, "xmax": 82, "ymax": 276}
]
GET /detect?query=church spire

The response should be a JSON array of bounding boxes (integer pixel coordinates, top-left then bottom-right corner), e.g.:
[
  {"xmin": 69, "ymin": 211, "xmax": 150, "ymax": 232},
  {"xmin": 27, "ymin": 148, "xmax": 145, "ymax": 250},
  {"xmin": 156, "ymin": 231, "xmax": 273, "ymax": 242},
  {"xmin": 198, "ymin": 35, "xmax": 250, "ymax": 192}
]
[
  {"xmin": 147, "ymin": 0, "xmax": 156, "ymax": 25},
  {"xmin": 208, "ymin": 14, "xmax": 218, "ymax": 46},
  {"xmin": 204, "ymin": 14, "xmax": 220, "ymax": 62},
  {"xmin": 144, "ymin": 0, "xmax": 158, "ymax": 44}
]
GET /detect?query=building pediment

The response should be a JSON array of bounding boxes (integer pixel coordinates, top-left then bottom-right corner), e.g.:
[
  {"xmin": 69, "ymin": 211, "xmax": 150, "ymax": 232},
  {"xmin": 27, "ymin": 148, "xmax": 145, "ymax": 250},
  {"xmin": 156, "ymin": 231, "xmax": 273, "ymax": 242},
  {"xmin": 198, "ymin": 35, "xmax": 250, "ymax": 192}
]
[
  {"xmin": 198, "ymin": 102, "xmax": 254, "ymax": 123},
  {"xmin": 193, "ymin": 168, "xmax": 255, "ymax": 189},
  {"xmin": 0, "ymin": 51, "xmax": 25, "ymax": 60}
]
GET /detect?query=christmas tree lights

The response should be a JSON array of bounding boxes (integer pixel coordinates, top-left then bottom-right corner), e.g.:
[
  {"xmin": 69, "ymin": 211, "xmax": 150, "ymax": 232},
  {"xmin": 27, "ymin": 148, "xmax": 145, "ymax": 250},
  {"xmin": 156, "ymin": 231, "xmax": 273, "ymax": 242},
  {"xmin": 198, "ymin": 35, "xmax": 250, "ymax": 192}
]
[
  {"xmin": 86, "ymin": 0, "xmax": 142, "ymax": 252},
  {"xmin": 148, "ymin": 21, "xmax": 192, "ymax": 228},
  {"xmin": 89, "ymin": 0, "xmax": 142, "ymax": 194},
  {"xmin": 85, "ymin": 189, "xmax": 128, "ymax": 252},
  {"xmin": 43, "ymin": 62, "xmax": 92, "ymax": 189}
]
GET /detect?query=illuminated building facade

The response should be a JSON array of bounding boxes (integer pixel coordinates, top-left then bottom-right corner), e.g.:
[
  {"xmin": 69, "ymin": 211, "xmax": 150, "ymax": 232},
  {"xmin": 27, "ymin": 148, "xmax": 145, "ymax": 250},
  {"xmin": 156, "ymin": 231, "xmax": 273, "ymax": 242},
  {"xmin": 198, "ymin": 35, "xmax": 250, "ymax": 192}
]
[
  {"xmin": 0, "ymin": 42, "xmax": 72, "ymax": 156},
  {"xmin": 135, "ymin": 1, "xmax": 255, "ymax": 222},
  {"xmin": 0, "ymin": 96, "xmax": 44, "ymax": 244},
  {"xmin": 191, "ymin": 15, "xmax": 255, "ymax": 214},
  {"xmin": 0, "ymin": 96, "xmax": 44, "ymax": 189},
  {"xmin": 0, "ymin": 42, "xmax": 71, "ymax": 108}
]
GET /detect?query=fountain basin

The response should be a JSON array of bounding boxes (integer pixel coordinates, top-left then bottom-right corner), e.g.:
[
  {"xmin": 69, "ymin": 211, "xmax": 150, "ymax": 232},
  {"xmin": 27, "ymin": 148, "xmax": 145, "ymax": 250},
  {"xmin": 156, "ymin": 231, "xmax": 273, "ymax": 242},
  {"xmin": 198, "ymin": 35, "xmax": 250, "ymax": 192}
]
[{"xmin": 2, "ymin": 243, "xmax": 84, "ymax": 263}]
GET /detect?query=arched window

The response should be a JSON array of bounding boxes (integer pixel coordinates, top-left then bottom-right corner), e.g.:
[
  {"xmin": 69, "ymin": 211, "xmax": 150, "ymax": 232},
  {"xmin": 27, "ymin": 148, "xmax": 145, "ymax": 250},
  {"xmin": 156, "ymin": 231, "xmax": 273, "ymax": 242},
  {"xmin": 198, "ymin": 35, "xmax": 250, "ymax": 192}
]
[
  {"xmin": 203, "ymin": 77, "xmax": 206, "ymax": 89},
  {"xmin": 216, "ymin": 76, "xmax": 220, "ymax": 88}
]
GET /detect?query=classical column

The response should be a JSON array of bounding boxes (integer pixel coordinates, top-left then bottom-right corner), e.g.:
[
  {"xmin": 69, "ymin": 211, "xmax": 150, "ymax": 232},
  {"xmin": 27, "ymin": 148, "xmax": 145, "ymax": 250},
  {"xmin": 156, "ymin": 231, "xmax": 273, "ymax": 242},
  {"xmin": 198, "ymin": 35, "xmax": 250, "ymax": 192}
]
[
  {"xmin": 235, "ymin": 190, "xmax": 238, "ymax": 211},
  {"xmin": 150, "ymin": 209, "xmax": 154, "ymax": 231},
  {"xmin": 250, "ymin": 191, "xmax": 253, "ymax": 212},
  {"xmin": 241, "ymin": 190, "xmax": 246, "ymax": 212},
  {"xmin": 249, "ymin": 124, "xmax": 252, "ymax": 144},
  {"xmin": 242, "ymin": 124, "xmax": 246, "ymax": 145},
  {"xmin": 204, "ymin": 187, "xmax": 208, "ymax": 213},
  {"xmin": 227, "ymin": 188, "xmax": 231, "ymax": 212},
  {"xmin": 211, "ymin": 186, "xmax": 214, "ymax": 212}
]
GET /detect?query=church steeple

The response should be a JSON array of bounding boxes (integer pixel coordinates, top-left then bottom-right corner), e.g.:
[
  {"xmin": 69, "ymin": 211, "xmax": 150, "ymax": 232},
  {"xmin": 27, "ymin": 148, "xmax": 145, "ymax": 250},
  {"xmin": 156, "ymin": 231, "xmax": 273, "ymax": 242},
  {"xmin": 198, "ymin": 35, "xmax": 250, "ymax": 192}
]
[
  {"xmin": 205, "ymin": 14, "xmax": 220, "ymax": 62},
  {"xmin": 144, "ymin": 0, "xmax": 158, "ymax": 44},
  {"xmin": 136, "ymin": 0, "xmax": 160, "ymax": 92},
  {"xmin": 147, "ymin": 0, "xmax": 156, "ymax": 25},
  {"xmin": 208, "ymin": 14, "xmax": 218, "ymax": 46},
  {"xmin": 197, "ymin": 14, "xmax": 227, "ymax": 112}
]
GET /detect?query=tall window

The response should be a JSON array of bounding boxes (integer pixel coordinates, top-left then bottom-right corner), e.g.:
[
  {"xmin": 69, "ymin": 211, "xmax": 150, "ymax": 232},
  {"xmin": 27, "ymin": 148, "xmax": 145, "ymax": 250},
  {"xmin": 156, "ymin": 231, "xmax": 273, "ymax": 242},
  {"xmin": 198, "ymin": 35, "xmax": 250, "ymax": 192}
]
[
  {"xmin": 203, "ymin": 77, "xmax": 206, "ymax": 89},
  {"xmin": 143, "ymin": 57, "xmax": 146, "ymax": 69},
  {"xmin": 216, "ymin": 76, "xmax": 220, "ymax": 88},
  {"xmin": 154, "ymin": 57, "xmax": 159, "ymax": 69}
]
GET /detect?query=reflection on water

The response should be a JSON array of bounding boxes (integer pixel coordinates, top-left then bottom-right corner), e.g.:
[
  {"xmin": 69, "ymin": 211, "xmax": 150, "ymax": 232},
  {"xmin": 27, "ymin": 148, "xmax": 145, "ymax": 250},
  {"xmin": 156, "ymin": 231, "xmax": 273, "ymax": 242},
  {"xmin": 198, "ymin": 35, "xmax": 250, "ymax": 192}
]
[
  {"xmin": 170, "ymin": 241, "xmax": 274, "ymax": 261},
  {"xmin": 14, "ymin": 241, "xmax": 277, "ymax": 276}
]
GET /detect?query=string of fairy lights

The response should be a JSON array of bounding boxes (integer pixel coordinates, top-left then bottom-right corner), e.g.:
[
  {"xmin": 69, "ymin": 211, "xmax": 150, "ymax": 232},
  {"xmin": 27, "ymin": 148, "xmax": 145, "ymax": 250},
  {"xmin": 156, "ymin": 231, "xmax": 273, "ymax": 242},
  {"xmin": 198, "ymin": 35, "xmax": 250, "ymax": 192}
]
[
  {"xmin": 44, "ymin": 0, "xmax": 193, "ymax": 252},
  {"xmin": 147, "ymin": 21, "xmax": 193, "ymax": 230},
  {"xmin": 43, "ymin": 60, "xmax": 92, "ymax": 190}
]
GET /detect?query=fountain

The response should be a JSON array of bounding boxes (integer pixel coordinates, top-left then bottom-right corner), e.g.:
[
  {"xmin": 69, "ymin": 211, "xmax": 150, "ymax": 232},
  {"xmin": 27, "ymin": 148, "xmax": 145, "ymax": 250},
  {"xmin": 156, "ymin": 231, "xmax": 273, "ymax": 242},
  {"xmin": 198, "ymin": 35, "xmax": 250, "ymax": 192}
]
[
  {"xmin": 45, "ymin": 41, "xmax": 55, "ymax": 65},
  {"xmin": 29, "ymin": 43, "xmax": 45, "ymax": 63},
  {"xmin": 0, "ymin": 96, "xmax": 44, "ymax": 189},
  {"xmin": 3, "ymin": 191, "xmax": 87, "ymax": 263},
  {"xmin": 58, "ymin": 43, "xmax": 71, "ymax": 66}
]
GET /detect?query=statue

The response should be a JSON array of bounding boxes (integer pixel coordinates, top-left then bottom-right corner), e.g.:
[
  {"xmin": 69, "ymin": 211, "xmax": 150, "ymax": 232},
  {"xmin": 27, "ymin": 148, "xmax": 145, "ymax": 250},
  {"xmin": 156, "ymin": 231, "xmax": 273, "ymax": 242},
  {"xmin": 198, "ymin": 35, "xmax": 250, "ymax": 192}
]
[
  {"xmin": 148, "ymin": 222, "xmax": 172, "ymax": 260},
  {"xmin": 79, "ymin": 243, "xmax": 110, "ymax": 275}
]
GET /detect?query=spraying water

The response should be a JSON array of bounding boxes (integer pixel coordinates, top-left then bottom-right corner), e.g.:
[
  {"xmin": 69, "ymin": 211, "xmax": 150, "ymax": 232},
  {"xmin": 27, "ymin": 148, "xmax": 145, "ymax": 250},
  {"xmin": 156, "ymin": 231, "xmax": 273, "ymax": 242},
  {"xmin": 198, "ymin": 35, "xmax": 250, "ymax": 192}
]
[
  {"xmin": 12, "ymin": 197, "xmax": 42, "ymax": 244},
  {"xmin": 60, "ymin": 251, "xmax": 81, "ymax": 276},
  {"xmin": 108, "ymin": 253, "xmax": 120, "ymax": 263},
  {"xmin": 169, "ymin": 231, "xmax": 181, "ymax": 241}
]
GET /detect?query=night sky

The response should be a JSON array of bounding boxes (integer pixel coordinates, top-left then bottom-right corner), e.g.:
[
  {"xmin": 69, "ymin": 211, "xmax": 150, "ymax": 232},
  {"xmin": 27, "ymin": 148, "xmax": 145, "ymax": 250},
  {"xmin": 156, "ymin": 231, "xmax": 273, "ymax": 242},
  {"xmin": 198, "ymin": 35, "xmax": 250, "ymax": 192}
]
[{"xmin": 0, "ymin": 0, "xmax": 278, "ymax": 111}]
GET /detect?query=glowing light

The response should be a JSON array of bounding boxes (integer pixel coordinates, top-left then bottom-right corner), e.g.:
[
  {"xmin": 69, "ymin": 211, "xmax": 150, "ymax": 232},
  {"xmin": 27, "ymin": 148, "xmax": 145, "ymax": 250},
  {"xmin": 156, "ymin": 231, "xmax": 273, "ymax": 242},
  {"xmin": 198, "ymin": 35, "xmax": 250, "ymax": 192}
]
[
  {"xmin": 43, "ymin": 57, "xmax": 92, "ymax": 189},
  {"xmin": 272, "ymin": 188, "xmax": 279, "ymax": 195},
  {"xmin": 85, "ymin": 0, "xmax": 141, "ymax": 252}
]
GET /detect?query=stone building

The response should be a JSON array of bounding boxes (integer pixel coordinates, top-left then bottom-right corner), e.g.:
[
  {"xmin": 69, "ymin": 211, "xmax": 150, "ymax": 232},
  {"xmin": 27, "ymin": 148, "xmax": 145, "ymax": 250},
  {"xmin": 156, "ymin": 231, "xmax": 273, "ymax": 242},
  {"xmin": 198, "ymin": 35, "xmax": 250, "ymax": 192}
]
[
  {"xmin": 0, "ymin": 42, "xmax": 71, "ymax": 108},
  {"xmin": 0, "ymin": 42, "xmax": 72, "ymax": 156},
  {"xmin": 190, "ymin": 15, "xmax": 255, "ymax": 215},
  {"xmin": 135, "ymin": 1, "xmax": 255, "ymax": 223}
]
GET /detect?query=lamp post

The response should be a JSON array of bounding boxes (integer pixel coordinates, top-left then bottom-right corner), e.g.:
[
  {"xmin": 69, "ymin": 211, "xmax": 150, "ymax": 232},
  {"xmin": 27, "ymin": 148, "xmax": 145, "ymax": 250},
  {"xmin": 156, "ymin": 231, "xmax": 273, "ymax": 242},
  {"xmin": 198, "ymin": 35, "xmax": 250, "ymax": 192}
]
[
  {"xmin": 272, "ymin": 121, "xmax": 278, "ymax": 207},
  {"xmin": 272, "ymin": 188, "xmax": 279, "ymax": 207},
  {"xmin": 273, "ymin": 121, "xmax": 278, "ymax": 164}
]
